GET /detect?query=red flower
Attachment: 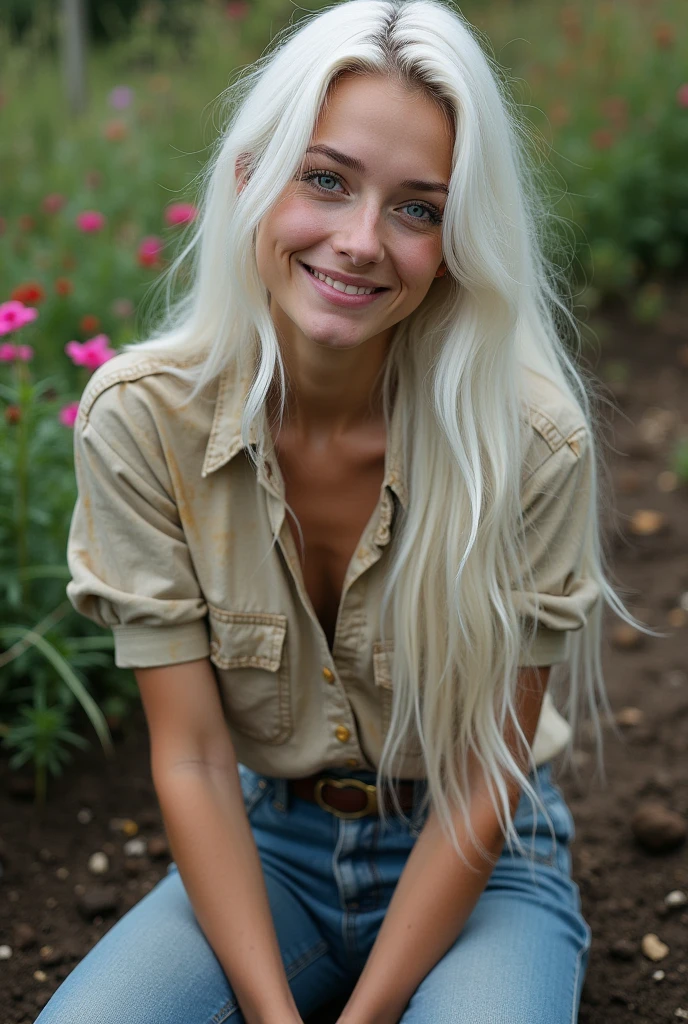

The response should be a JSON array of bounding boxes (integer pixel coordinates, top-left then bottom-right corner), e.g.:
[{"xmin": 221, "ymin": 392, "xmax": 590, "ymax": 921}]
[
  {"xmin": 80, "ymin": 314, "xmax": 101, "ymax": 334},
  {"xmin": 591, "ymin": 128, "xmax": 615, "ymax": 151},
  {"xmin": 654, "ymin": 23, "xmax": 675, "ymax": 49},
  {"xmin": 43, "ymin": 193, "xmax": 66, "ymax": 214},
  {"xmin": 11, "ymin": 281, "xmax": 45, "ymax": 305},
  {"xmin": 55, "ymin": 278, "xmax": 74, "ymax": 297},
  {"xmin": 4, "ymin": 405, "xmax": 22, "ymax": 425}
]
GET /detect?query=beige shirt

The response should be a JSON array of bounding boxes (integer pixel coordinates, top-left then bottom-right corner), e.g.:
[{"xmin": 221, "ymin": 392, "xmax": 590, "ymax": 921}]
[{"xmin": 66, "ymin": 350, "xmax": 600, "ymax": 778}]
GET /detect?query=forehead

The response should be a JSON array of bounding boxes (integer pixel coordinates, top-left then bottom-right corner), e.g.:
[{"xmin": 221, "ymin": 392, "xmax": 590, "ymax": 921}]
[{"xmin": 311, "ymin": 73, "xmax": 453, "ymax": 180}]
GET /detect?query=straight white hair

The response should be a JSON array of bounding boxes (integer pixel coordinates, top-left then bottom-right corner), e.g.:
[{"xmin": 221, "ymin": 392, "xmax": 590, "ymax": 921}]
[{"xmin": 121, "ymin": 0, "xmax": 651, "ymax": 867}]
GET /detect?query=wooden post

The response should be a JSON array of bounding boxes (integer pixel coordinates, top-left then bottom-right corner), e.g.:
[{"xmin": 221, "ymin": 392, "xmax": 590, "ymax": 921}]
[{"xmin": 62, "ymin": 0, "xmax": 88, "ymax": 116}]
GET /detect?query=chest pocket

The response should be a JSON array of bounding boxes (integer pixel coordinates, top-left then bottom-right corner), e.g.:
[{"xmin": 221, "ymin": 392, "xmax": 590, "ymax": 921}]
[
  {"xmin": 373, "ymin": 640, "xmax": 424, "ymax": 758},
  {"xmin": 208, "ymin": 606, "xmax": 292, "ymax": 745}
]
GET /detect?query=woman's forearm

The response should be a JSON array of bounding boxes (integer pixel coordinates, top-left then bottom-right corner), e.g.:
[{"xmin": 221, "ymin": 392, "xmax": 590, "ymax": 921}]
[{"xmin": 155, "ymin": 763, "xmax": 302, "ymax": 1024}]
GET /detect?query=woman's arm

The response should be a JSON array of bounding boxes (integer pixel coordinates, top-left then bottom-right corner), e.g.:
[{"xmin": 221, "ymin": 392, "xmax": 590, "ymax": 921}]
[
  {"xmin": 337, "ymin": 665, "xmax": 551, "ymax": 1024},
  {"xmin": 136, "ymin": 658, "xmax": 303, "ymax": 1024}
]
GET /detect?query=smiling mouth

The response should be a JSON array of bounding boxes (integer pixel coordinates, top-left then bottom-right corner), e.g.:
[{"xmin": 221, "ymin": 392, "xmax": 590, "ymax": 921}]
[{"xmin": 300, "ymin": 262, "xmax": 387, "ymax": 294}]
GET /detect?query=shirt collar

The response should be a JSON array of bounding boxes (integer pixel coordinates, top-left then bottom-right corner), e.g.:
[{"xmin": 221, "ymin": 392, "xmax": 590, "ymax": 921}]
[{"xmin": 201, "ymin": 359, "xmax": 408, "ymax": 511}]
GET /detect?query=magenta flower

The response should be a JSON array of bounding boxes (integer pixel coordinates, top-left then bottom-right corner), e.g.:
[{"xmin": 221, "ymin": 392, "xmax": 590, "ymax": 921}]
[
  {"xmin": 59, "ymin": 401, "xmax": 80, "ymax": 428},
  {"xmin": 0, "ymin": 342, "xmax": 34, "ymax": 361},
  {"xmin": 225, "ymin": 1, "xmax": 250, "ymax": 19},
  {"xmin": 76, "ymin": 210, "xmax": 106, "ymax": 233},
  {"xmin": 109, "ymin": 85, "xmax": 134, "ymax": 110},
  {"xmin": 0, "ymin": 300, "xmax": 39, "ymax": 337},
  {"xmin": 678, "ymin": 84, "xmax": 688, "ymax": 109},
  {"xmin": 65, "ymin": 333, "xmax": 117, "ymax": 370},
  {"xmin": 137, "ymin": 235, "xmax": 165, "ymax": 267},
  {"xmin": 164, "ymin": 202, "xmax": 198, "ymax": 227}
]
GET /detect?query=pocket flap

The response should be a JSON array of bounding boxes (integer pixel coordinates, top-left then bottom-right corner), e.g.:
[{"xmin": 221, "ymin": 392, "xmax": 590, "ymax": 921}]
[{"xmin": 208, "ymin": 607, "xmax": 287, "ymax": 671}]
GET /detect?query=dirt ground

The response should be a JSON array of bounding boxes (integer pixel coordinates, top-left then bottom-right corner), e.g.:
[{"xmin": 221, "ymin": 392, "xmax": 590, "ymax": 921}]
[{"xmin": 1, "ymin": 289, "xmax": 687, "ymax": 1023}]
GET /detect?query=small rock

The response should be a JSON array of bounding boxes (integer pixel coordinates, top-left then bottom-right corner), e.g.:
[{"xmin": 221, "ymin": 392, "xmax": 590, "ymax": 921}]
[
  {"xmin": 33, "ymin": 969, "xmax": 48, "ymax": 982},
  {"xmin": 147, "ymin": 835, "xmax": 169, "ymax": 859},
  {"xmin": 663, "ymin": 670, "xmax": 687, "ymax": 689},
  {"xmin": 40, "ymin": 945, "xmax": 67, "ymax": 966},
  {"xmin": 657, "ymin": 471, "xmax": 678, "ymax": 492},
  {"xmin": 611, "ymin": 625, "xmax": 645, "ymax": 651},
  {"xmin": 668, "ymin": 608, "xmax": 686, "ymax": 629},
  {"xmin": 38, "ymin": 847, "xmax": 56, "ymax": 864},
  {"xmin": 642, "ymin": 932, "xmax": 670, "ymax": 961},
  {"xmin": 88, "ymin": 851, "xmax": 110, "ymax": 876},
  {"xmin": 666, "ymin": 890, "xmax": 688, "ymax": 908},
  {"xmin": 123, "ymin": 837, "xmax": 147, "ymax": 857},
  {"xmin": 56, "ymin": 866, "xmax": 69, "ymax": 880},
  {"xmin": 608, "ymin": 938, "xmax": 637, "ymax": 961},
  {"xmin": 77, "ymin": 808, "xmax": 93, "ymax": 824},
  {"xmin": 76, "ymin": 885, "xmax": 119, "ymax": 920},
  {"xmin": 73, "ymin": 883, "xmax": 86, "ymax": 896},
  {"xmin": 109, "ymin": 817, "xmax": 138, "ymax": 836},
  {"xmin": 45, "ymin": 896, "xmax": 58, "ymax": 909},
  {"xmin": 631, "ymin": 802, "xmax": 687, "ymax": 853},
  {"xmin": 675, "ymin": 1009, "xmax": 688, "ymax": 1020},
  {"xmin": 653, "ymin": 970, "xmax": 666, "ymax": 981},
  {"xmin": 616, "ymin": 706, "xmax": 645, "ymax": 726},
  {"xmin": 629, "ymin": 509, "xmax": 668, "ymax": 537},
  {"xmin": 0, "ymin": 945, "xmax": 12, "ymax": 960},
  {"xmin": 13, "ymin": 922, "xmax": 37, "ymax": 950}
]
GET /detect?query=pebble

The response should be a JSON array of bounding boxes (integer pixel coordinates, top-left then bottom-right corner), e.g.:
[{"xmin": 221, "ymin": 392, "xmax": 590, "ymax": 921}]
[
  {"xmin": 76, "ymin": 884, "xmax": 119, "ymax": 920},
  {"xmin": 123, "ymin": 837, "xmax": 147, "ymax": 857},
  {"xmin": 631, "ymin": 802, "xmax": 687, "ymax": 853},
  {"xmin": 653, "ymin": 970, "xmax": 666, "ymax": 981},
  {"xmin": 642, "ymin": 932, "xmax": 670, "ymax": 961},
  {"xmin": 675, "ymin": 1009, "xmax": 688, "ymax": 1020},
  {"xmin": 13, "ymin": 922, "xmax": 36, "ymax": 950},
  {"xmin": 629, "ymin": 509, "xmax": 668, "ymax": 537},
  {"xmin": 73, "ymin": 883, "xmax": 86, "ymax": 896},
  {"xmin": 668, "ymin": 608, "xmax": 686, "ymax": 628},
  {"xmin": 33, "ymin": 969, "xmax": 48, "ymax": 982},
  {"xmin": 0, "ymin": 945, "xmax": 12, "ymax": 960},
  {"xmin": 56, "ymin": 866, "xmax": 69, "ymax": 880},
  {"xmin": 77, "ymin": 808, "xmax": 93, "ymax": 824},
  {"xmin": 616, "ymin": 706, "xmax": 644, "ymax": 726},
  {"xmin": 109, "ymin": 817, "xmax": 138, "ymax": 836},
  {"xmin": 88, "ymin": 851, "xmax": 110, "ymax": 875},
  {"xmin": 611, "ymin": 625, "xmax": 645, "ymax": 651},
  {"xmin": 657, "ymin": 471, "xmax": 678, "ymax": 492},
  {"xmin": 666, "ymin": 890, "xmax": 688, "ymax": 908}
]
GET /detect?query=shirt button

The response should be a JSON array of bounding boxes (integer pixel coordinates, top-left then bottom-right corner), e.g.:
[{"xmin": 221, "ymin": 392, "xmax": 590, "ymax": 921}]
[
  {"xmin": 335, "ymin": 726, "xmax": 350, "ymax": 743},
  {"xmin": 322, "ymin": 667, "xmax": 335, "ymax": 684}
]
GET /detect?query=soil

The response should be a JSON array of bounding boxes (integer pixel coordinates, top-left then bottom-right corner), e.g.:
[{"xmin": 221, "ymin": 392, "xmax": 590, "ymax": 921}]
[{"xmin": 2, "ymin": 289, "xmax": 688, "ymax": 1024}]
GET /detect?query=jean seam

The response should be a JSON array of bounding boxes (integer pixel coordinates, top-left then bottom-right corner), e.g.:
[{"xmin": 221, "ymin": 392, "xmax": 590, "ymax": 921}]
[
  {"xmin": 569, "ymin": 929, "xmax": 591, "ymax": 1024},
  {"xmin": 210, "ymin": 939, "xmax": 330, "ymax": 1022}
]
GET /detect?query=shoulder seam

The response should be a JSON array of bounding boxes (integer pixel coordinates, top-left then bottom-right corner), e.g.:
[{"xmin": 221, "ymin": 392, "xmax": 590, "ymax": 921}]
[
  {"xmin": 526, "ymin": 402, "xmax": 588, "ymax": 456},
  {"xmin": 77, "ymin": 355, "xmax": 197, "ymax": 426}
]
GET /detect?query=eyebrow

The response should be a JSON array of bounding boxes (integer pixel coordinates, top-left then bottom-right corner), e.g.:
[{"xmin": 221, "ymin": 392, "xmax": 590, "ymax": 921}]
[{"xmin": 305, "ymin": 144, "xmax": 449, "ymax": 197}]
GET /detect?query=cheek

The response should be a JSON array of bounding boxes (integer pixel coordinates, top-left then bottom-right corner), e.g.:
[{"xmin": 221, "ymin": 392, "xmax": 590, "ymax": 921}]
[
  {"xmin": 396, "ymin": 236, "xmax": 443, "ymax": 289},
  {"xmin": 265, "ymin": 198, "xmax": 328, "ymax": 256}
]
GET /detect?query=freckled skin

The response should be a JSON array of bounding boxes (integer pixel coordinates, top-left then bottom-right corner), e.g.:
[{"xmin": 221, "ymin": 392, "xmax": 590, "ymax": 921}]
[{"xmin": 249, "ymin": 73, "xmax": 453, "ymax": 648}]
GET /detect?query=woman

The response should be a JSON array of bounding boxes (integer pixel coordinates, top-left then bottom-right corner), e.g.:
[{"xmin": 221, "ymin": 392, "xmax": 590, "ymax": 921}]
[{"xmin": 40, "ymin": 1, "xmax": 641, "ymax": 1021}]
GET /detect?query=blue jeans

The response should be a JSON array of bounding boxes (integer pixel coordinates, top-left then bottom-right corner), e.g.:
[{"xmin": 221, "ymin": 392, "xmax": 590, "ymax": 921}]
[{"xmin": 36, "ymin": 761, "xmax": 591, "ymax": 1023}]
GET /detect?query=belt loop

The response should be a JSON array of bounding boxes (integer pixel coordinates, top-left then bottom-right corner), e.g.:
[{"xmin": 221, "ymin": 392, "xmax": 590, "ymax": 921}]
[{"xmin": 272, "ymin": 777, "xmax": 289, "ymax": 815}]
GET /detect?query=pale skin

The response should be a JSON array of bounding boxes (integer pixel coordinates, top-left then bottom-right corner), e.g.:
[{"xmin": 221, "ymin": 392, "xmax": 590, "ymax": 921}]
[{"xmin": 238, "ymin": 71, "xmax": 552, "ymax": 1024}]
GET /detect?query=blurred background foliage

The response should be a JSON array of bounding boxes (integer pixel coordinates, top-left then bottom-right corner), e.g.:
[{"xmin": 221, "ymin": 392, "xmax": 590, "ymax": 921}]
[{"xmin": 1, "ymin": 0, "xmax": 687, "ymax": 800}]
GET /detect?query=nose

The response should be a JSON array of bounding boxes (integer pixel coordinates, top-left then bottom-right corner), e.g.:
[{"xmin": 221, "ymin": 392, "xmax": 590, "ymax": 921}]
[{"xmin": 332, "ymin": 200, "xmax": 385, "ymax": 267}]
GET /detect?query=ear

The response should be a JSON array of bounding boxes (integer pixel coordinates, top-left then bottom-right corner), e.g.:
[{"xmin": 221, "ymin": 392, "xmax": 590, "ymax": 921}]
[{"xmin": 235, "ymin": 152, "xmax": 253, "ymax": 195}]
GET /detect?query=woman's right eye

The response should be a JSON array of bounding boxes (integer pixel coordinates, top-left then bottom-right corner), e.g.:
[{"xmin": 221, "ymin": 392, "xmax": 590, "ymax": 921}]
[{"xmin": 300, "ymin": 169, "xmax": 345, "ymax": 193}]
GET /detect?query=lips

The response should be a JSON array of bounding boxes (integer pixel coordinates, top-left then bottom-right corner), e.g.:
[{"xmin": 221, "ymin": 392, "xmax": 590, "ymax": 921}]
[{"xmin": 300, "ymin": 261, "xmax": 387, "ymax": 292}]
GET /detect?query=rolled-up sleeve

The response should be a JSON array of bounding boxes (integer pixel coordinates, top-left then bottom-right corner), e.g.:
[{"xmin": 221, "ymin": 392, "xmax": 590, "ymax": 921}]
[
  {"xmin": 66, "ymin": 386, "xmax": 210, "ymax": 670},
  {"xmin": 513, "ymin": 427, "xmax": 601, "ymax": 666}
]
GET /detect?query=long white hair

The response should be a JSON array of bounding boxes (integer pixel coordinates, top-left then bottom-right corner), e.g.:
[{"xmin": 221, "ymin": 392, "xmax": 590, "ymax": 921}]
[{"xmin": 121, "ymin": 0, "xmax": 650, "ymax": 867}]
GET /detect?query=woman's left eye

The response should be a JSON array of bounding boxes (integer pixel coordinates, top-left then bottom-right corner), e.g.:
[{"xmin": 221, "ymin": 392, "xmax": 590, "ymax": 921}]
[{"xmin": 300, "ymin": 170, "xmax": 443, "ymax": 226}]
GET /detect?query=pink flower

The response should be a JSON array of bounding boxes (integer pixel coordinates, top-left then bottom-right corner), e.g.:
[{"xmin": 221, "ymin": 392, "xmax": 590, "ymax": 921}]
[
  {"xmin": 76, "ymin": 210, "xmax": 106, "ymax": 233},
  {"xmin": 137, "ymin": 235, "xmax": 165, "ymax": 267},
  {"xmin": 225, "ymin": 1, "xmax": 250, "ymax": 19},
  {"xmin": 0, "ymin": 342, "xmax": 34, "ymax": 361},
  {"xmin": 43, "ymin": 193, "xmax": 66, "ymax": 214},
  {"xmin": 677, "ymin": 84, "xmax": 688, "ymax": 109},
  {"xmin": 0, "ymin": 300, "xmax": 39, "ymax": 336},
  {"xmin": 109, "ymin": 85, "xmax": 134, "ymax": 110},
  {"xmin": 164, "ymin": 202, "xmax": 197, "ymax": 227},
  {"xmin": 65, "ymin": 333, "xmax": 117, "ymax": 370},
  {"xmin": 59, "ymin": 401, "xmax": 80, "ymax": 427}
]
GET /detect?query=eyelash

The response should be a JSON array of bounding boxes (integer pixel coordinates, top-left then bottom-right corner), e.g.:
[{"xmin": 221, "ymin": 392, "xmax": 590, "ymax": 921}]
[{"xmin": 300, "ymin": 169, "xmax": 444, "ymax": 226}]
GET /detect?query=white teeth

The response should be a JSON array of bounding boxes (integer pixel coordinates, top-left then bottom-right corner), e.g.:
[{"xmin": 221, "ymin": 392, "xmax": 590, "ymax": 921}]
[{"xmin": 307, "ymin": 265, "xmax": 376, "ymax": 295}]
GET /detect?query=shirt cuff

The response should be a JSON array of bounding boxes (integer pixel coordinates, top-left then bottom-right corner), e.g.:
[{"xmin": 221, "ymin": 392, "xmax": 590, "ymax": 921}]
[
  {"xmin": 112, "ymin": 620, "xmax": 210, "ymax": 669},
  {"xmin": 518, "ymin": 626, "xmax": 570, "ymax": 667}
]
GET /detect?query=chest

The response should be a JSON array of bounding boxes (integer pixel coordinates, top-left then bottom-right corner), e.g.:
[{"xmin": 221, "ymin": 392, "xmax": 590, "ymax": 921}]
[{"xmin": 271, "ymin": 427, "xmax": 387, "ymax": 650}]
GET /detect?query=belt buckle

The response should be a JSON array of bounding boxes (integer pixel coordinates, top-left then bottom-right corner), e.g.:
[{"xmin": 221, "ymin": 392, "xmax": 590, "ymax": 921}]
[{"xmin": 314, "ymin": 777, "xmax": 378, "ymax": 819}]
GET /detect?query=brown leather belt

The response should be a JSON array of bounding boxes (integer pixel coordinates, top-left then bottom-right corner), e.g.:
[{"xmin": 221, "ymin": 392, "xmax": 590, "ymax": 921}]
[{"xmin": 288, "ymin": 774, "xmax": 416, "ymax": 820}]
